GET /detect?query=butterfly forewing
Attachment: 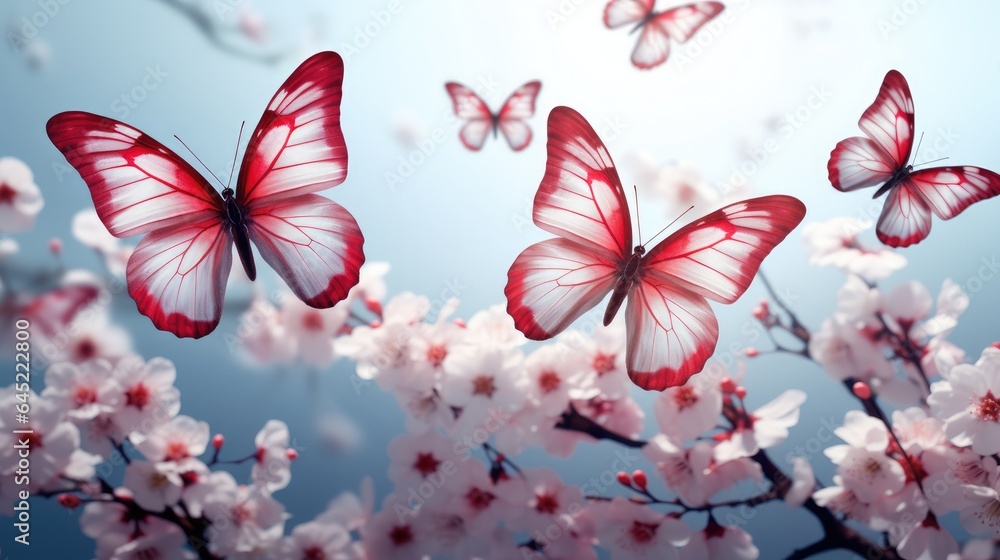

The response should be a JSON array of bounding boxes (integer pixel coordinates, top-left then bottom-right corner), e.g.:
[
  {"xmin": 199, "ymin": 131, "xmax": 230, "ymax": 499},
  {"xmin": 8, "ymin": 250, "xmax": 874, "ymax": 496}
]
[
  {"xmin": 46, "ymin": 112, "xmax": 224, "ymax": 237},
  {"xmin": 236, "ymin": 52, "xmax": 348, "ymax": 206}
]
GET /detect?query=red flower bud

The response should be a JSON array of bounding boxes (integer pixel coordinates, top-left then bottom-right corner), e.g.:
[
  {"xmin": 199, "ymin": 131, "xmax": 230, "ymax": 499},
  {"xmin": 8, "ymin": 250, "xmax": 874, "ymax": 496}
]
[
  {"xmin": 49, "ymin": 238, "xmax": 62, "ymax": 256},
  {"xmin": 365, "ymin": 298, "xmax": 383, "ymax": 316},
  {"xmin": 735, "ymin": 386, "xmax": 747, "ymax": 399},
  {"xmin": 616, "ymin": 471, "xmax": 632, "ymax": 487},
  {"xmin": 212, "ymin": 434, "xmax": 224, "ymax": 450},
  {"xmin": 745, "ymin": 347, "xmax": 759, "ymax": 358},
  {"xmin": 631, "ymin": 470, "xmax": 648, "ymax": 490},
  {"xmin": 58, "ymin": 494, "xmax": 82, "ymax": 509},
  {"xmin": 720, "ymin": 378, "xmax": 736, "ymax": 394},
  {"xmin": 852, "ymin": 381, "xmax": 872, "ymax": 400},
  {"xmin": 286, "ymin": 448, "xmax": 299, "ymax": 461}
]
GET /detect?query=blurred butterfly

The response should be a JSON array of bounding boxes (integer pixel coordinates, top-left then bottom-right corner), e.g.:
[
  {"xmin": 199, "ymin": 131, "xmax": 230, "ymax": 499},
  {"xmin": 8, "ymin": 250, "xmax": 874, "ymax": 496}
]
[
  {"xmin": 603, "ymin": 1, "xmax": 725, "ymax": 69},
  {"xmin": 828, "ymin": 70, "xmax": 1000, "ymax": 247},
  {"xmin": 47, "ymin": 51, "xmax": 365, "ymax": 339},
  {"xmin": 505, "ymin": 107, "xmax": 805, "ymax": 391},
  {"xmin": 445, "ymin": 81, "xmax": 542, "ymax": 151}
]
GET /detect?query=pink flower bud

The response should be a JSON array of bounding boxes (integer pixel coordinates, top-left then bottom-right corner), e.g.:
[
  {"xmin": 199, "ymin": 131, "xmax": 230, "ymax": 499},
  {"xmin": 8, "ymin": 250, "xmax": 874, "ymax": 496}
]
[
  {"xmin": 58, "ymin": 494, "xmax": 82, "ymax": 509},
  {"xmin": 720, "ymin": 378, "xmax": 736, "ymax": 394},
  {"xmin": 745, "ymin": 347, "xmax": 759, "ymax": 358},
  {"xmin": 212, "ymin": 434, "xmax": 224, "ymax": 450},
  {"xmin": 454, "ymin": 318, "xmax": 467, "ymax": 328},
  {"xmin": 365, "ymin": 298, "xmax": 383, "ymax": 316},
  {"xmin": 49, "ymin": 238, "xmax": 62, "ymax": 256},
  {"xmin": 631, "ymin": 470, "xmax": 648, "ymax": 490},
  {"xmin": 852, "ymin": 381, "xmax": 872, "ymax": 400},
  {"xmin": 370, "ymin": 320, "xmax": 382, "ymax": 328},
  {"xmin": 616, "ymin": 471, "xmax": 632, "ymax": 487},
  {"xmin": 735, "ymin": 386, "xmax": 747, "ymax": 399},
  {"xmin": 286, "ymin": 448, "xmax": 299, "ymax": 461}
]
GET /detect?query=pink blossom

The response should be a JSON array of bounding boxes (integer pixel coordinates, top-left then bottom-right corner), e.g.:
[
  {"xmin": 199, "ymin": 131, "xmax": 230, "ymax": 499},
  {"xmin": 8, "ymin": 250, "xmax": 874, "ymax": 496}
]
[
  {"xmin": 784, "ymin": 456, "xmax": 815, "ymax": 508},
  {"xmin": 896, "ymin": 513, "xmax": 958, "ymax": 560},
  {"xmin": 928, "ymin": 347, "xmax": 1000, "ymax": 455},
  {"xmin": 131, "ymin": 415, "xmax": 210, "ymax": 463},
  {"xmin": 122, "ymin": 460, "xmax": 182, "ymax": 512},
  {"xmin": 680, "ymin": 519, "xmax": 759, "ymax": 560},
  {"xmin": 202, "ymin": 473, "xmax": 286, "ymax": 556},
  {"xmin": 654, "ymin": 378, "xmax": 723, "ymax": 440},
  {"xmin": 824, "ymin": 410, "xmax": 905, "ymax": 501},
  {"xmin": 41, "ymin": 360, "xmax": 121, "ymax": 421},
  {"xmin": 714, "ymin": 389, "xmax": 806, "ymax": 461},
  {"xmin": 591, "ymin": 497, "xmax": 691, "ymax": 560},
  {"xmin": 252, "ymin": 420, "xmax": 293, "ymax": 492},
  {"xmin": 0, "ymin": 390, "xmax": 79, "ymax": 490},
  {"xmin": 644, "ymin": 436, "xmax": 761, "ymax": 506},
  {"xmin": 0, "ymin": 157, "xmax": 44, "ymax": 233},
  {"xmin": 802, "ymin": 217, "xmax": 906, "ymax": 281}
]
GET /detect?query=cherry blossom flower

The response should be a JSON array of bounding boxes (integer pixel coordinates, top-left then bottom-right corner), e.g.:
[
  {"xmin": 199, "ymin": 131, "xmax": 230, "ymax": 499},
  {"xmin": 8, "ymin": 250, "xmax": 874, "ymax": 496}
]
[
  {"xmin": 714, "ymin": 389, "xmax": 806, "ymax": 461},
  {"xmin": 591, "ymin": 497, "xmax": 691, "ymax": 560},
  {"xmin": 43, "ymin": 307, "xmax": 132, "ymax": 366},
  {"xmin": 202, "ymin": 473, "xmax": 286, "ymax": 557},
  {"xmin": 0, "ymin": 157, "xmax": 43, "ymax": 233},
  {"xmin": 502, "ymin": 467, "xmax": 584, "ymax": 533},
  {"xmin": 654, "ymin": 377, "xmax": 723, "ymax": 440},
  {"xmin": 463, "ymin": 304, "xmax": 526, "ymax": 349},
  {"xmin": 131, "ymin": 415, "xmax": 210, "ymax": 463},
  {"xmin": 959, "ymin": 467, "xmax": 1000, "ymax": 536},
  {"xmin": 896, "ymin": 513, "xmax": 958, "ymax": 560},
  {"xmin": 123, "ymin": 460, "xmax": 183, "ymax": 512},
  {"xmin": 362, "ymin": 494, "xmax": 435, "ymax": 560},
  {"xmin": 439, "ymin": 345, "xmax": 527, "ymax": 437},
  {"xmin": 81, "ymin": 496, "xmax": 185, "ymax": 556},
  {"xmin": 112, "ymin": 355, "xmax": 181, "ymax": 436},
  {"xmin": 281, "ymin": 293, "xmax": 349, "ymax": 367},
  {"xmin": 681, "ymin": 518, "xmax": 759, "ymax": 560},
  {"xmin": 644, "ymin": 436, "xmax": 762, "ymax": 506},
  {"xmin": 559, "ymin": 322, "xmax": 631, "ymax": 399},
  {"xmin": 823, "ymin": 410, "xmax": 905, "ymax": 502},
  {"xmin": 0, "ymin": 390, "xmax": 79, "ymax": 490},
  {"xmin": 524, "ymin": 343, "xmax": 587, "ymax": 417},
  {"xmin": 948, "ymin": 540, "xmax": 998, "ymax": 560},
  {"xmin": 41, "ymin": 360, "xmax": 121, "ymax": 421},
  {"xmin": 252, "ymin": 419, "xmax": 294, "ymax": 492},
  {"xmin": 928, "ymin": 347, "xmax": 1000, "ymax": 455},
  {"xmin": 98, "ymin": 529, "xmax": 196, "ymax": 560},
  {"xmin": 234, "ymin": 296, "xmax": 295, "ymax": 366},
  {"xmin": 387, "ymin": 431, "xmax": 458, "ymax": 490},
  {"xmin": 801, "ymin": 217, "xmax": 907, "ymax": 281},
  {"xmin": 812, "ymin": 475, "xmax": 872, "ymax": 523},
  {"xmin": 278, "ymin": 520, "xmax": 352, "ymax": 560}
]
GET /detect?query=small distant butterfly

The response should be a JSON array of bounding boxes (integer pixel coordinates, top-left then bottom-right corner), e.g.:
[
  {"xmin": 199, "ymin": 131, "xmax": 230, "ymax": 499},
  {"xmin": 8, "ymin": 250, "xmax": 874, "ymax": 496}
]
[
  {"xmin": 47, "ymin": 52, "xmax": 365, "ymax": 339},
  {"xmin": 828, "ymin": 70, "xmax": 1000, "ymax": 247},
  {"xmin": 445, "ymin": 81, "xmax": 542, "ymax": 151},
  {"xmin": 505, "ymin": 106, "xmax": 805, "ymax": 391},
  {"xmin": 603, "ymin": 1, "xmax": 725, "ymax": 70}
]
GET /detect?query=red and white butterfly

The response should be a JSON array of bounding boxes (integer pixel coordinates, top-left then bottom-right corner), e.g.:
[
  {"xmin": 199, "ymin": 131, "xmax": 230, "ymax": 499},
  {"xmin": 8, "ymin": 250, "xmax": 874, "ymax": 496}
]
[
  {"xmin": 603, "ymin": 0, "xmax": 725, "ymax": 70},
  {"xmin": 828, "ymin": 70, "xmax": 1000, "ymax": 247},
  {"xmin": 47, "ymin": 51, "xmax": 365, "ymax": 339},
  {"xmin": 444, "ymin": 81, "xmax": 541, "ymax": 151},
  {"xmin": 505, "ymin": 107, "xmax": 805, "ymax": 391}
]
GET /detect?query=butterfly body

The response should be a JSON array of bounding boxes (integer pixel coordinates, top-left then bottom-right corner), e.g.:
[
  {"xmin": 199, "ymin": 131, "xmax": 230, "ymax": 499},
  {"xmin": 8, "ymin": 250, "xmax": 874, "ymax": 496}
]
[
  {"xmin": 220, "ymin": 186, "xmax": 257, "ymax": 281},
  {"xmin": 604, "ymin": 246, "xmax": 645, "ymax": 326},
  {"xmin": 48, "ymin": 51, "xmax": 365, "ymax": 338}
]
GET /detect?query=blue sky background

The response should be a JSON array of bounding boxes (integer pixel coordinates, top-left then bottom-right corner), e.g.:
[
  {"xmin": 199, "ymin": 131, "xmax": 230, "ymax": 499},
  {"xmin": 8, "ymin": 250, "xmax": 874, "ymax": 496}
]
[{"xmin": 2, "ymin": 0, "xmax": 1000, "ymax": 557}]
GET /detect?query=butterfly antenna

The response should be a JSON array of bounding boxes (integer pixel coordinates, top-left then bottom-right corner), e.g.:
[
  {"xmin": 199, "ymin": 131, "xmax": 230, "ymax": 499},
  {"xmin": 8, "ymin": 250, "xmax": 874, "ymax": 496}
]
[
  {"xmin": 912, "ymin": 131, "xmax": 925, "ymax": 163},
  {"xmin": 174, "ymin": 135, "xmax": 227, "ymax": 188},
  {"xmin": 913, "ymin": 157, "xmax": 950, "ymax": 168},
  {"xmin": 642, "ymin": 205, "xmax": 695, "ymax": 249},
  {"xmin": 633, "ymin": 186, "xmax": 643, "ymax": 245},
  {"xmin": 226, "ymin": 121, "xmax": 246, "ymax": 190}
]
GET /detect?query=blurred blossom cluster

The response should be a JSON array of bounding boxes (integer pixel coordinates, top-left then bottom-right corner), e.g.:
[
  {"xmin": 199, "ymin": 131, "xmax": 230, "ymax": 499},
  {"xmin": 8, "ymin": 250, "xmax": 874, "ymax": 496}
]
[{"xmin": 1, "ymin": 153, "xmax": 999, "ymax": 559}]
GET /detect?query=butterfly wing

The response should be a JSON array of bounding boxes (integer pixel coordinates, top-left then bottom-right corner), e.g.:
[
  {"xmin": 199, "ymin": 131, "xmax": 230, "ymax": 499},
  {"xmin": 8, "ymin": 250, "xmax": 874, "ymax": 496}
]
[
  {"xmin": 827, "ymin": 137, "xmax": 897, "ymax": 192},
  {"xmin": 47, "ymin": 112, "xmax": 234, "ymax": 338},
  {"xmin": 631, "ymin": 2, "xmax": 725, "ymax": 69},
  {"xmin": 875, "ymin": 181, "xmax": 933, "ymax": 248},
  {"xmin": 246, "ymin": 194, "xmax": 364, "ymax": 308},
  {"xmin": 505, "ymin": 239, "xmax": 619, "ymax": 340},
  {"xmin": 859, "ymin": 70, "xmax": 915, "ymax": 168},
  {"xmin": 505, "ymin": 107, "xmax": 632, "ymax": 340},
  {"xmin": 604, "ymin": 0, "xmax": 655, "ymax": 28},
  {"xmin": 236, "ymin": 51, "xmax": 348, "ymax": 205},
  {"xmin": 238, "ymin": 51, "xmax": 364, "ymax": 309},
  {"xmin": 497, "ymin": 81, "xmax": 542, "ymax": 152},
  {"xmin": 627, "ymin": 196, "xmax": 806, "ymax": 389},
  {"xmin": 127, "ymin": 220, "xmax": 234, "ymax": 338},
  {"xmin": 908, "ymin": 166, "xmax": 1000, "ymax": 220},
  {"xmin": 46, "ymin": 112, "xmax": 224, "ymax": 237},
  {"xmin": 445, "ymin": 82, "xmax": 495, "ymax": 151}
]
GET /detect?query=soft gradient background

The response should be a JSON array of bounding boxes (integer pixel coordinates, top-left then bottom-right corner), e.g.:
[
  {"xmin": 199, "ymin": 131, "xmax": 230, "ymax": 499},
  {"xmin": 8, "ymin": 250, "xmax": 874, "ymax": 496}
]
[{"xmin": 2, "ymin": 0, "xmax": 999, "ymax": 557}]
